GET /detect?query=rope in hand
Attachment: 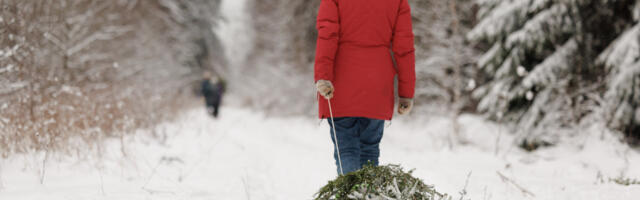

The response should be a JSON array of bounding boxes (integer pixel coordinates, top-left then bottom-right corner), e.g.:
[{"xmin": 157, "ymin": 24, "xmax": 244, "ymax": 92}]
[{"xmin": 327, "ymin": 98, "xmax": 344, "ymax": 175}]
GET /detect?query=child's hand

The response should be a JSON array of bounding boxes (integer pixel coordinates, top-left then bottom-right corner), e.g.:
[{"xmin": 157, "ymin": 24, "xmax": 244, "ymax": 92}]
[
  {"xmin": 398, "ymin": 98, "xmax": 413, "ymax": 115},
  {"xmin": 316, "ymin": 80, "xmax": 334, "ymax": 99}
]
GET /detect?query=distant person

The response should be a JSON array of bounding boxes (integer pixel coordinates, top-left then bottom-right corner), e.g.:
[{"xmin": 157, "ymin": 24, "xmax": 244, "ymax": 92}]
[
  {"xmin": 314, "ymin": 0, "xmax": 416, "ymax": 175},
  {"xmin": 201, "ymin": 72, "xmax": 225, "ymax": 118}
]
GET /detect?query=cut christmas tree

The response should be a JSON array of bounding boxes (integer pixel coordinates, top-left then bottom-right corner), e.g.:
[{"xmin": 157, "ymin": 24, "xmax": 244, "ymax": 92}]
[{"xmin": 315, "ymin": 165, "xmax": 450, "ymax": 200}]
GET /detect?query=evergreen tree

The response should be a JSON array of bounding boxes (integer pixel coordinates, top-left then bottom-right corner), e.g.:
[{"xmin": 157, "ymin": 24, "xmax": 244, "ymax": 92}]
[
  {"xmin": 468, "ymin": 0, "xmax": 640, "ymax": 142},
  {"xmin": 598, "ymin": 2, "xmax": 640, "ymax": 136}
]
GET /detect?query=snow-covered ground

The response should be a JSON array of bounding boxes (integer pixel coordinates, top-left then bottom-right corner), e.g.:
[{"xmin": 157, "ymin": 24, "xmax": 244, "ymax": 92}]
[{"xmin": 1, "ymin": 106, "xmax": 639, "ymax": 200}]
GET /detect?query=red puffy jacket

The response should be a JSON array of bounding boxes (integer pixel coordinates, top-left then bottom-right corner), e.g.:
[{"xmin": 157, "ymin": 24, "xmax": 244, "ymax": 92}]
[{"xmin": 314, "ymin": 0, "xmax": 416, "ymax": 120}]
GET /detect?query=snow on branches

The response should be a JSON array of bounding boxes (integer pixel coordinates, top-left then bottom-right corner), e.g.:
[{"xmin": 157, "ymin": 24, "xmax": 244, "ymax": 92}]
[
  {"xmin": 598, "ymin": 22, "xmax": 640, "ymax": 132},
  {"xmin": 469, "ymin": 0, "xmax": 640, "ymax": 141}
]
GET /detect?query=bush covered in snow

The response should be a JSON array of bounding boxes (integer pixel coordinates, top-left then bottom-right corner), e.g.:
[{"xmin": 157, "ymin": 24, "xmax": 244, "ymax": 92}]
[{"xmin": 315, "ymin": 165, "xmax": 450, "ymax": 200}]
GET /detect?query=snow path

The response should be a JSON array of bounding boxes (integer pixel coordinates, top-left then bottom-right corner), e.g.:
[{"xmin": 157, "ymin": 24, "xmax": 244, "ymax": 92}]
[{"xmin": 1, "ymin": 107, "xmax": 639, "ymax": 200}]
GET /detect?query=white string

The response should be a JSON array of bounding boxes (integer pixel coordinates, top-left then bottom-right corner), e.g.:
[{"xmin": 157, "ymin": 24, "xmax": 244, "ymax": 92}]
[{"xmin": 327, "ymin": 99, "xmax": 344, "ymax": 175}]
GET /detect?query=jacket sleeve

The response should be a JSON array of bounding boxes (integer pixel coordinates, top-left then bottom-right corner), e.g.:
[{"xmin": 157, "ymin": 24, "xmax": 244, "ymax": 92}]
[
  {"xmin": 393, "ymin": 0, "xmax": 416, "ymax": 98},
  {"xmin": 314, "ymin": 0, "xmax": 340, "ymax": 82}
]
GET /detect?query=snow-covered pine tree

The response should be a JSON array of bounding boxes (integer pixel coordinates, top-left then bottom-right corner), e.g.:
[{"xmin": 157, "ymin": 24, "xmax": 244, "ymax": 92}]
[
  {"xmin": 468, "ymin": 0, "xmax": 639, "ymax": 144},
  {"xmin": 598, "ymin": 1, "xmax": 640, "ymax": 138}
]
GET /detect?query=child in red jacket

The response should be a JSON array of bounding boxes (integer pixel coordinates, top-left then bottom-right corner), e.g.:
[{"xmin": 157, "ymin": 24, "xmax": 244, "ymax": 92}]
[{"xmin": 314, "ymin": 0, "xmax": 416, "ymax": 175}]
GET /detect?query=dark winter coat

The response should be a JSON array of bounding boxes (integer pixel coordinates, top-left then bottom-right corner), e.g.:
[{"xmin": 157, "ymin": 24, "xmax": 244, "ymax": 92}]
[
  {"xmin": 314, "ymin": 0, "xmax": 416, "ymax": 120},
  {"xmin": 201, "ymin": 79, "xmax": 224, "ymax": 115}
]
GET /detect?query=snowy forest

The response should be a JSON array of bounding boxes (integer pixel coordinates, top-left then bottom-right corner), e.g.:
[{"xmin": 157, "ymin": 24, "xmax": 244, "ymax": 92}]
[
  {"xmin": 0, "ymin": 0, "xmax": 224, "ymax": 155},
  {"xmin": 1, "ymin": 0, "xmax": 639, "ymax": 199}
]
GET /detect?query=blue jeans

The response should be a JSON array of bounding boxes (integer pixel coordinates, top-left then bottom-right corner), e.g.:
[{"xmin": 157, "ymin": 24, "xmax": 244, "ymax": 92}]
[{"xmin": 328, "ymin": 117, "xmax": 384, "ymax": 175}]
